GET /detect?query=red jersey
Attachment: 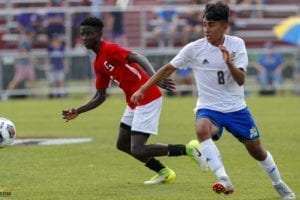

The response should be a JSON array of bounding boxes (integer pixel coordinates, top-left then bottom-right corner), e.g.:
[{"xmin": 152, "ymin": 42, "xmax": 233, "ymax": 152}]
[{"xmin": 93, "ymin": 41, "xmax": 162, "ymax": 109}]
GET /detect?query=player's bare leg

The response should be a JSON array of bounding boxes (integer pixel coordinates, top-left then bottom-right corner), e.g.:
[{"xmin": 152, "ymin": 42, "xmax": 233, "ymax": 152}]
[
  {"xmin": 116, "ymin": 125, "xmax": 132, "ymax": 155},
  {"xmin": 116, "ymin": 123, "xmax": 175, "ymax": 184}
]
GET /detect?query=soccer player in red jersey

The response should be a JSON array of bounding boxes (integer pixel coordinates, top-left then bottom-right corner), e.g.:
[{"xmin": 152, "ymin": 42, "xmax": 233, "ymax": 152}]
[{"xmin": 62, "ymin": 17, "xmax": 207, "ymax": 184}]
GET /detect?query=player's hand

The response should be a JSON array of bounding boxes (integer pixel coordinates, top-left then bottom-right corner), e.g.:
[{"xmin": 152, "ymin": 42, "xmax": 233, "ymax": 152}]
[
  {"xmin": 62, "ymin": 108, "xmax": 78, "ymax": 122},
  {"xmin": 219, "ymin": 45, "xmax": 230, "ymax": 65},
  {"xmin": 158, "ymin": 77, "xmax": 176, "ymax": 92},
  {"xmin": 130, "ymin": 88, "xmax": 144, "ymax": 105}
]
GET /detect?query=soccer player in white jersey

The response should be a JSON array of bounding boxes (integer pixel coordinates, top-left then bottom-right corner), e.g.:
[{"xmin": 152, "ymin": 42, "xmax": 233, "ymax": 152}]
[{"xmin": 131, "ymin": 1, "xmax": 295, "ymax": 199}]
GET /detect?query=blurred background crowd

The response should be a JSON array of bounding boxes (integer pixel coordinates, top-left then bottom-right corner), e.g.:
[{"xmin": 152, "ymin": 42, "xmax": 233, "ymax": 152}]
[{"xmin": 0, "ymin": 0, "xmax": 299, "ymax": 99}]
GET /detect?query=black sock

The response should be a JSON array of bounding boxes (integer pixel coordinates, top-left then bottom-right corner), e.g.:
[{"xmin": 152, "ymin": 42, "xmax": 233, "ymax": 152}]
[
  {"xmin": 145, "ymin": 158, "xmax": 165, "ymax": 173},
  {"xmin": 168, "ymin": 144, "xmax": 187, "ymax": 156}
]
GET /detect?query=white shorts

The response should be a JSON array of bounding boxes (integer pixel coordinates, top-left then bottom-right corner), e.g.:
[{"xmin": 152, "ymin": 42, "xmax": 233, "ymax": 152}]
[
  {"xmin": 47, "ymin": 70, "xmax": 65, "ymax": 83},
  {"xmin": 120, "ymin": 97, "xmax": 162, "ymax": 135}
]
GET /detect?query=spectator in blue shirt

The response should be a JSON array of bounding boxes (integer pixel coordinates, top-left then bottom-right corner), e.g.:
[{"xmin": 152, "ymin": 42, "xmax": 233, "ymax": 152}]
[
  {"xmin": 15, "ymin": 4, "xmax": 47, "ymax": 46},
  {"xmin": 152, "ymin": 5, "xmax": 180, "ymax": 47},
  {"xmin": 46, "ymin": 34, "xmax": 69, "ymax": 98},
  {"xmin": 45, "ymin": 0, "xmax": 66, "ymax": 40},
  {"xmin": 16, "ymin": 12, "xmax": 42, "ymax": 34},
  {"xmin": 254, "ymin": 41, "xmax": 286, "ymax": 92}
]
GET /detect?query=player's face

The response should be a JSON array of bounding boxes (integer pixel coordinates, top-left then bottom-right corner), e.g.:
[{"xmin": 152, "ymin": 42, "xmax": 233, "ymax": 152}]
[
  {"xmin": 203, "ymin": 18, "xmax": 228, "ymax": 46},
  {"xmin": 80, "ymin": 25, "xmax": 101, "ymax": 50}
]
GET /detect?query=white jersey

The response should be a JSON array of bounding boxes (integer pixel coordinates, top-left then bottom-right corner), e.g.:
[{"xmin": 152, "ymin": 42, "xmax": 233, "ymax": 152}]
[{"xmin": 170, "ymin": 35, "xmax": 248, "ymax": 113}]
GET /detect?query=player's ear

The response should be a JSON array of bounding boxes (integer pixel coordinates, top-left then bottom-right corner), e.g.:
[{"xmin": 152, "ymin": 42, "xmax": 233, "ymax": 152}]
[
  {"xmin": 222, "ymin": 23, "xmax": 229, "ymax": 33},
  {"xmin": 97, "ymin": 30, "xmax": 103, "ymax": 37}
]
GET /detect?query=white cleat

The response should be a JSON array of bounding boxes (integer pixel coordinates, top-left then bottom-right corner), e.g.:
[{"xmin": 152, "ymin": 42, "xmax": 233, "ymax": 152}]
[{"xmin": 274, "ymin": 181, "xmax": 296, "ymax": 200}]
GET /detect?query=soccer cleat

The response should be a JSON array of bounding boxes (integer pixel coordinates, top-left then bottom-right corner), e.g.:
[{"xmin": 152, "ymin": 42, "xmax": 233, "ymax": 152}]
[
  {"xmin": 144, "ymin": 167, "xmax": 176, "ymax": 185},
  {"xmin": 274, "ymin": 181, "xmax": 296, "ymax": 200},
  {"xmin": 186, "ymin": 139, "xmax": 208, "ymax": 172},
  {"xmin": 212, "ymin": 176, "xmax": 234, "ymax": 195}
]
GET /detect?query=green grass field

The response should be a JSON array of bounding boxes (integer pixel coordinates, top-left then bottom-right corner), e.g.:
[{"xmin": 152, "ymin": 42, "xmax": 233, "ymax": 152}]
[{"xmin": 0, "ymin": 94, "xmax": 299, "ymax": 200}]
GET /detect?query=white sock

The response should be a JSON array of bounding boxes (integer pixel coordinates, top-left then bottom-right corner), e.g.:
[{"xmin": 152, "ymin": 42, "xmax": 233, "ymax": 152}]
[
  {"xmin": 258, "ymin": 151, "xmax": 282, "ymax": 185},
  {"xmin": 201, "ymin": 138, "xmax": 228, "ymax": 179}
]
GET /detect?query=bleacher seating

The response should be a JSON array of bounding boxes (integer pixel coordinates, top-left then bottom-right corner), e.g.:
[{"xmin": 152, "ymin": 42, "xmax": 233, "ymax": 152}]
[
  {"xmin": 0, "ymin": 1, "xmax": 299, "ymax": 50},
  {"xmin": 234, "ymin": 4, "xmax": 298, "ymax": 47}
]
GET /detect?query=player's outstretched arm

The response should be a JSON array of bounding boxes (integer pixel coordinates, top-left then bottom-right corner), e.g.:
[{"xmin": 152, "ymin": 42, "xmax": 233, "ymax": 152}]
[
  {"xmin": 131, "ymin": 64, "xmax": 176, "ymax": 105},
  {"xmin": 128, "ymin": 52, "xmax": 175, "ymax": 92},
  {"xmin": 62, "ymin": 89, "xmax": 107, "ymax": 122},
  {"xmin": 128, "ymin": 52, "xmax": 155, "ymax": 76}
]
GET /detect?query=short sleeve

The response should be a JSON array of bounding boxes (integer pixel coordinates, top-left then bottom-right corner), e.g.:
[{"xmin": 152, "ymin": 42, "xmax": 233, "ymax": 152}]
[
  {"xmin": 106, "ymin": 43, "xmax": 131, "ymax": 66},
  {"xmin": 234, "ymin": 39, "xmax": 248, "ymax": 71},
  {"xmin": 170, "ymin": 43, "xmax": 194, "ymax": 69}
]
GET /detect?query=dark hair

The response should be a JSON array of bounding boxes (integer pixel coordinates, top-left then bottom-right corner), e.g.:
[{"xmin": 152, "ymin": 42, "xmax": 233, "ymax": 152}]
[
  {"xmin": 203, "ymin": 1, "xmax": 229, "ymax": 23},
  {"xmin": 81, "ymin": 17, "xmax": 104, "ymax": 32}
]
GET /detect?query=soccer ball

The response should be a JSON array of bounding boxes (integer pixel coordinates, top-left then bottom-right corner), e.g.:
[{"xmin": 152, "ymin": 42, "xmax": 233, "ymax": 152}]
[{"xmin": 0, "ymin": 118, "xmax": 16, "ymax": 147}]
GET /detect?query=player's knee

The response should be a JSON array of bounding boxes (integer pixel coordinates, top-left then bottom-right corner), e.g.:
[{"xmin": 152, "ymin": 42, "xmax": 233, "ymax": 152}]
[
  {"xmin": 116, "ymin": 140, "xmax": 129, "ymax": 153},
  {"xmin": 196, "ymin": 119, "xmax": 215, "ymax": 141},
  {"xmin": 131, "ymin": 145, "xmax": 146, "ymax": 159},
  {"xmin": 116, "ymin": 141, "xmax": 122, "ymax": 151}
]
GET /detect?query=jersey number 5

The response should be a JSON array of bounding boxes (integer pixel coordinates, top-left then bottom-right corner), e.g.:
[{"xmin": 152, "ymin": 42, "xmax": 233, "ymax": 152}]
[{"xmin": 217, "ymin": 71, "xmax": 225, "ymax": 84}]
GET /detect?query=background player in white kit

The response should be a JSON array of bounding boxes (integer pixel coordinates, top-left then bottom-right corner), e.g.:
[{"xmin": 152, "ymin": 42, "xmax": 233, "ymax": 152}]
[{"xmin": 131, "ymin": 2, "xmax": 295, "ymax": 199}]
